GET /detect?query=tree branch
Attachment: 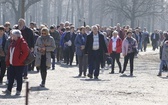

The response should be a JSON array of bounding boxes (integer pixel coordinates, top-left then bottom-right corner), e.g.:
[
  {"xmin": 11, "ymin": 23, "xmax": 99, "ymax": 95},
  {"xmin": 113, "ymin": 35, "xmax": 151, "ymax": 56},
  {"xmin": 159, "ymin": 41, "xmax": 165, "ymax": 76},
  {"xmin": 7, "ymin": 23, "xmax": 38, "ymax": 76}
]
[{"xmin": 25, "ymin": 0, "xmax": 41, "ymax": 12}]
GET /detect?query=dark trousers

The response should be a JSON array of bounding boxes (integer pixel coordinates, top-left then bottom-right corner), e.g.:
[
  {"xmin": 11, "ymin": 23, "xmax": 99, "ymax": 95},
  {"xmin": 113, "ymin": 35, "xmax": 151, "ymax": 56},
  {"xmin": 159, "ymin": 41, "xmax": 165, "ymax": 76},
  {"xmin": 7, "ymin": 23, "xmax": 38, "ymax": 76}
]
[
  {"xmin": 0, "ymin": 59, "xmax": 6, "ymax": 82},
  {"xmin": 143, "ymin": 41, "xmax": 148, "ymax": 52},
  {"xmin": 56, "ymin": 47, "xmax": 60, "ymax": 62},
  {"xmin": 52, "ymin": 49, "xmax": 56, "ymax": 69},
  {"xmin": 152, "ymin": 40, "xmax": 157, "ymax": 51},
  {"xmin": 88, "ymin": 50, "xmax": 101, "ymax": 77},
  {"xmin": 100, "ymin": 53, "xmax": 106, "ymax": 68},
  {"xmin": 78, "ymin": 54, "xmax": 88, "ymax": 76},
  {"xmin": 7, "ymin": 65, "xmax": 24, "ymax": 92},
  {"xmin": 28, "ymin": 60, "xmax": 35, "ymax": 71},
  {"xmin": 23, "ymin": 65, "xmax": 28, "ymax": 77},
  {"xmin": 65, "ymin": 47, "xmax": 74, "ymax": 65},
  {"xmin": 76, "ymin": 54, "xmax": 78, "ymax": 65},
  {"xmin": 110, "ymin": 52, "xmax": 122, "ymax": 73},
  {"xmin": 40, "ymin": 55, "xmax": 47, "ymax": 85},
  {"xmin": 122, "ymin": 52, "xmax": 134, "ymax": 75}
]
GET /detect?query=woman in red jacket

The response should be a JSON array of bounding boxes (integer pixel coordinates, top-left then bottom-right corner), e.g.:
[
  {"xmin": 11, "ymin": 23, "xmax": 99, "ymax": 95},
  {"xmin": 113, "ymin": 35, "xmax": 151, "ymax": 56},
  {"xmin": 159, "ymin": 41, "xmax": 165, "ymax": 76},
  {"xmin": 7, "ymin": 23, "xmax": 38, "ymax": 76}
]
[
  {"xmin": 108, "ymin": 31, "xmax": 122, "ymax": 74},
  {"xmin": 3, "ymin": 29, "xmax": 29, "ymax": 95}
]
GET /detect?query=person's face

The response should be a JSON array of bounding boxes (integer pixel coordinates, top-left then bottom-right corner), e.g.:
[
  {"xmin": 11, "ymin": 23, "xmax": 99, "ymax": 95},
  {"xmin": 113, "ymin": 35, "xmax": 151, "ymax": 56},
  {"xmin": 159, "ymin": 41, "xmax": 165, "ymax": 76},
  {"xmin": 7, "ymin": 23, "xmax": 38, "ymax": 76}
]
[
  {"xmin": 81, "ymin": 28, "xmax": 85, "ymax": 34},
  {"xmin": 41, "ymin": 31, "xmax": 47, "ymax": 36},
  {"xmin": 127, "ymin": 33, "xmax": 132, "ymax": 37},
  {"xmin": 0, "ymin": 30, "xmax": 4, "ymax": 36},
  {"xmin": 70, "ymin": 28, "xmax": 74, "ymax": 33},
  {"xmin": 30, "ymin": 24, "xmax": 34, "ymax": 29},
  {"xmin": 113, "ymin": 33, "xmax": 118, "ymax": 37},
  {"xmin": 5, "ymin": 25, "xmax": 10, "ymax": 30},
  {"xmin": 18, "ymin": 20, "xmax": 25, "ymax": 27},
  {"xmin": 50, "ymin": 29, "xmax": 55, "ymax": 33},
  {"xmin": 12, "ymin": 35, "xmax": 18, "ymax": 41},
  {"xmin": 92, "ymin": 27, "xmax": 98, "ymax": 35}
]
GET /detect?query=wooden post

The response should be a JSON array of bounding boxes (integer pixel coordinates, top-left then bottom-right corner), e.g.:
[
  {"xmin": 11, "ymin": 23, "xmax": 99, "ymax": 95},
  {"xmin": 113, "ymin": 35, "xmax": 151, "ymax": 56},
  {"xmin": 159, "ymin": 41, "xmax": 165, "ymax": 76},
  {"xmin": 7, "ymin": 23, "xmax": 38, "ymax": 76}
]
[{"xmin": 25, "ymin": 82, "xmax": 29, "ymax": 105}]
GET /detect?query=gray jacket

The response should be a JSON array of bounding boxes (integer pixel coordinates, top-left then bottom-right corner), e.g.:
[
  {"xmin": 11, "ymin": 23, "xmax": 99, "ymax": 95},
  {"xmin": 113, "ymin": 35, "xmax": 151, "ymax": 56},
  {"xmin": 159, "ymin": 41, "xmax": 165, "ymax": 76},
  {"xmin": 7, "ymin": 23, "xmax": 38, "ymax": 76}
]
[
  {"xmin": 161, "ymin": 40, "xmax": 168, "ymax": 60},
  {"xmin": 35, "ymin": 35, "xmax": 56, "ymax": 67}
]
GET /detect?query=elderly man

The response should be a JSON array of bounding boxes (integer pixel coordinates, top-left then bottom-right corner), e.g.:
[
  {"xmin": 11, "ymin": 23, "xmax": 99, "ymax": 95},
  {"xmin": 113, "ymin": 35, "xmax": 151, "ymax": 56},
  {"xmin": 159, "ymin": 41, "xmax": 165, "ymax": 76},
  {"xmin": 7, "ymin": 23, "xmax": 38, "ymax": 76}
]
[
  {"xmin": 17, "ymin": 18, "xmax": 34, "ymax": 79},
  {"xmin": 85, "ymin": 25, "xmax": 108, "ymax": 79}
]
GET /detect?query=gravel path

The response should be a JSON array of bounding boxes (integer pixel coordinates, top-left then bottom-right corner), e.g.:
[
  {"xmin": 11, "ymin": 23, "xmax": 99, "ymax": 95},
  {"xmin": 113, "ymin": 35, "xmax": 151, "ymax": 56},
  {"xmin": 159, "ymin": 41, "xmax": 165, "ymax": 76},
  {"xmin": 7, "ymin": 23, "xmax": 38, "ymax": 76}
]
[{"xmin": 0, "ymin": 48, "xmax": 168, "ymax": 105}]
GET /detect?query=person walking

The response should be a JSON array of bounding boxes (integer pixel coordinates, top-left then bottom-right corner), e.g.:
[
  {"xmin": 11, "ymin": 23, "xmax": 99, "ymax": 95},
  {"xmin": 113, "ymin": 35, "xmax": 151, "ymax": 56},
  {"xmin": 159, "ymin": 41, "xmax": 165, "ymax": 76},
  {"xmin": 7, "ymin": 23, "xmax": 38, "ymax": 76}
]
[
  {"xmin": 121, "ymin": 31, "xmax": 137, "ymax": 76},
  {"xmin": 85, "ymin": 25, "xmax": 108, "ymax": 79},
  {"xmin": 0, "ymin": 26, "xmax": 8, "ymax": 84},
  {"xmin": 3, "ymin": 29, "xmax": 29, "ymax": 95},
  {"xmin": 151, "ymin": 30, "xmax": 159, "ymax": 51},
  {"xmin": 108, "ymin": 31, "xmax": 122, "ymax": 74},
  {"xmin": 75, "ymin": 26, "xmax": 87, "ymax": 77},
  {"xmin": 50, "ymin": 25, "xmax": 60, "ymax": 69},
  {"xmin": 157, "ymin": 32, "xmax": 168, "ymax": 77},
  {"xmin": 17, "ymin": 18, "xmax": 34, "ymax": 79},
  {"xmin": 142, "ymin": 28, "xmax": 150, "ymax": 52},
  {"xmin": 35, "ymin": 27, "xmax": 56, "ymax": 87}
]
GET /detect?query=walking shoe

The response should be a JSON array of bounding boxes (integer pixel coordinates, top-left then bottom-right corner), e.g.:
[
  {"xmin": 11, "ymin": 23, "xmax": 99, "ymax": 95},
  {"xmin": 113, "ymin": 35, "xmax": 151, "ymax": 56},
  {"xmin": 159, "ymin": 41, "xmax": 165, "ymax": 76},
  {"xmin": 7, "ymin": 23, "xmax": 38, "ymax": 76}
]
[
  {"xmin": 109, "ymin": 71, "xmax": 114, "ymax": 74},
  {"xmin": 78, "ymin": 74, "xmax": 82, "ymax": 77},
  {"xmin": 40, "ymin": 84, "xmax": 45, "ymax": 87},
  {"xmin": 157, "ymin": 73, "xmax": 162, "ymax": 76},
  {"xmin": 15, "ymin": 91, "xmax": 21, "ymax": 96},
  {"xmin": 130, "ymin": 74, "xmax": 133, "ymax": 77},
  {"xmin": 94, "ymin": 76, "xmax": 98, "ymax": 79},
  {"xmin": 121, "ymin": 71, "xmax": 124, "ymax": 74},
  {"xmin": 87, "ymin": 74, "xmax": 93, "ymax": 79},
  {"xmin": 24, "ymin": 76, "xmax": 28, "ymax": 79},
  {"xmin": 2, "ymin": 90, "xmax": 11, "ymax": 95}
]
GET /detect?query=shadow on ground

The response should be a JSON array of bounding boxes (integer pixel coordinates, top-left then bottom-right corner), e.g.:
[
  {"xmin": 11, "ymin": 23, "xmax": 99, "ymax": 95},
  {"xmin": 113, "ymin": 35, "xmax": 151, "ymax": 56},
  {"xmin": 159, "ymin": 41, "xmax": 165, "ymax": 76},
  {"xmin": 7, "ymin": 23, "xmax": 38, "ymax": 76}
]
[
  {"xmin": 120, "ymin": 74, "xmax": 136, "ymax": 78},
  {"xmin": 0, "ymin": 94, "xmax": 24, "ymax": 99},
  {"xmin": 30, "ymin": 86, "xmax": 49, "ymax": 92}
]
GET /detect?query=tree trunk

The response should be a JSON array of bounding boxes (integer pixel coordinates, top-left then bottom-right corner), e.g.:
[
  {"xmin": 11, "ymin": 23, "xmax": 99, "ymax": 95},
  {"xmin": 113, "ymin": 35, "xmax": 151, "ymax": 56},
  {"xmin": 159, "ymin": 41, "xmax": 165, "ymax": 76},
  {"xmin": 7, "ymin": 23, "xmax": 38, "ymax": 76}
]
[
  {"xmin": 66, "ymin": 0, "xmax": 70, "ymax": 21},
  {"xmin": 71, "ymin": 0, "xmax": 74, "ymax": 24},
  {"xmin": 42, "ymin": 0, "xmax": 48, "ymax": 24},
  {"xmin": 130, "ymin": 16, "xmax": 135, "ymax": 28},
  {"xmin": 88, "ymin": 0, "xmax": 93, "ymax": 26}
]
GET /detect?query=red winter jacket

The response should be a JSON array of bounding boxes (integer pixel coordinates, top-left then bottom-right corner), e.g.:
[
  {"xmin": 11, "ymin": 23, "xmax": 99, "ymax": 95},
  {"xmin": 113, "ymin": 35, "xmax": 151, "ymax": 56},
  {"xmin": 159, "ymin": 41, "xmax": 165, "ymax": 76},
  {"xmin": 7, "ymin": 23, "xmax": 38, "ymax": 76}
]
[
  {"xmin": 108, "ymin": 37, "xmax": 122, "ymax": 54},
  {"xmin": 6, "ymin": 37, "xmax": 29, "ymax": 66}
]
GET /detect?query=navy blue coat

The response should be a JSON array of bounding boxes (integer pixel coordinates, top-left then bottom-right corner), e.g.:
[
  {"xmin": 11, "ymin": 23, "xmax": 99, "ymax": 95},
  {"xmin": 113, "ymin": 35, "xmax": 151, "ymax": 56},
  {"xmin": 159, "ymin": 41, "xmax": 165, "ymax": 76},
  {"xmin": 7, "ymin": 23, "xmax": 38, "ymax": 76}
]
[{"xmin": 75, "ymin": 33, "xmax": 87, "ymax": 56}]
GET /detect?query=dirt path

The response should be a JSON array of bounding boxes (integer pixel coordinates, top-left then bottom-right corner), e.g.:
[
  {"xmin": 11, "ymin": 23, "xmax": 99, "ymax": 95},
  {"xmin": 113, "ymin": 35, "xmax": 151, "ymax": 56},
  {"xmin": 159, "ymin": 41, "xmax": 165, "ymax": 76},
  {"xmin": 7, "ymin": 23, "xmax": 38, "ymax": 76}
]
[{"xmin": 0, "ymin": 48, "xmax": 168, "ymax": 105}]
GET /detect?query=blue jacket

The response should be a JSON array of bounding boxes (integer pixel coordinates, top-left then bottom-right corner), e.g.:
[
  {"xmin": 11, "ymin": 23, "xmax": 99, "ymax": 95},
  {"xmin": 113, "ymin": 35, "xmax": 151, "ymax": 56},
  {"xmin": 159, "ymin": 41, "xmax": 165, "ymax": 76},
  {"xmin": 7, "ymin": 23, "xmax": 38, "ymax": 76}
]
[
  {"xmin": 60, "ymin": 32, "xmax": 66, "ymax": 48},
  {"xmin": 75, "ymin": 33, "xmax": 87, "ymax": 56}
]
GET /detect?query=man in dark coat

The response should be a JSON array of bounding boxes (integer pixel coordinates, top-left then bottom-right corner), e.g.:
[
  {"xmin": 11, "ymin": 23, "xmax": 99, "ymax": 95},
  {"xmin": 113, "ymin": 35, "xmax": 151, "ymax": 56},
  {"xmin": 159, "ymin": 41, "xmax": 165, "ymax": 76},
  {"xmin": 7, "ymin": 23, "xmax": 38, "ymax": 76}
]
[
  {"xmin": 63, "ymin": 26, "xmax": 76, "ymax": 65},
  {"xmin": 50, "ymin": 26, "xmax": 60, "ymax": 69},
  {"xmin": 151, "ymin": 30, "xmax": 159, "ymax": 51},
  {"xmin": 17, "ymin": 18, "xmax": 34, "ymax": 79},
  {"xmin": 85, "ymin": 25, "xmax": 108, "ymax": 79}
]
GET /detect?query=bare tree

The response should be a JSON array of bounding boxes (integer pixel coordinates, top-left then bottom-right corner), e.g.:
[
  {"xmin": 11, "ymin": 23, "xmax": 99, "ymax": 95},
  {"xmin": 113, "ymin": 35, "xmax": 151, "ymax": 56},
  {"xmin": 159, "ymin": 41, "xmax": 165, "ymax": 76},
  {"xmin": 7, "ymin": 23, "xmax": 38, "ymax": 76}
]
[
  {"xmin": 1, "ymin": 0, "xmax": 41, "ymax": 23},
  {"xmin": 104, "ymin": 0, "xmax": 164, "ymax": 28}
]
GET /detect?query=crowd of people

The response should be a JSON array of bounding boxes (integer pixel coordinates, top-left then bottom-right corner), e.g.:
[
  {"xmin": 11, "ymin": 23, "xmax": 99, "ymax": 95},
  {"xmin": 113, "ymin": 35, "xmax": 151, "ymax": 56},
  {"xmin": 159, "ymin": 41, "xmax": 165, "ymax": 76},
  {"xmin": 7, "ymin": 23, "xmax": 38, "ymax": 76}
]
[{"xmin": 0, "ymin": 18, "xmax": 168, "ymax": 96}]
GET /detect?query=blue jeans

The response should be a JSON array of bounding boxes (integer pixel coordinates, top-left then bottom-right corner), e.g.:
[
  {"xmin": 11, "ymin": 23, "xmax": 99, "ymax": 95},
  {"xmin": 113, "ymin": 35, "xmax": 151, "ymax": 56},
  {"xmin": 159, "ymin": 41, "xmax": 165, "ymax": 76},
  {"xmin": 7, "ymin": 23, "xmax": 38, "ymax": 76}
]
[
  {"xmin": 159, "ymin": 60, "xmax": 168, "ymax": 74},
  {"xmin": 52, "ymin": 49, "xmax": 56, "ymax": 69}
]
